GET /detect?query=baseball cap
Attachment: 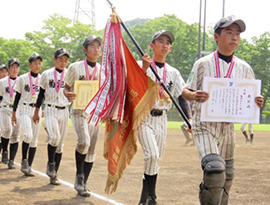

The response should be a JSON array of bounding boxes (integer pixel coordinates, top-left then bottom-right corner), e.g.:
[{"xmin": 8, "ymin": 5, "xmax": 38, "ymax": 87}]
[
  {"xmin": 83, "ymin": 35, "xmax": 102, "ymax": 48},
  {"xmin": 214, "ymin": 15, "xmax": 246, "ymax": 33},
  {"xmin": 0, "ymin": 64, "xmax": 7, "ymax": 70},
  {"xmin": 29, "ymin": 52, "xmax": 43, "ymax": 63},
  {"xmin": 54, "ymin": 48, "xmax": 70, "ymax": 58},
  {"xmin": 152, "ymin": 30, "xmax": 174, "ymax": 44},
  {"xmin": 8, "ymin": 58, "xmax": 20, "ymax": 67}
]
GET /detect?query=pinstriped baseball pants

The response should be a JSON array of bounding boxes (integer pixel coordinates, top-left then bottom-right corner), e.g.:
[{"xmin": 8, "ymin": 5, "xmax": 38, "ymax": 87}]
[
  {"xmin": 137, "ymin": 113, "xmax": 167, "ymax": 175},
  {"xmin": 71, "ymin": 111, "xmax": 99, "ymax": 163},
  {"xmin": 0, "ymin": 108, "xmax": 20, "ymax": 144},
  {"xmin": 42, "ymin": 106, "xmax": 69, "ymax": 153}
]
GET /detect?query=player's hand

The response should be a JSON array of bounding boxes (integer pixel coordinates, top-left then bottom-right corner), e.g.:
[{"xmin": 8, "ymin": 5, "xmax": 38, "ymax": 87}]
[
  {"xmin": 187, "ymin": 119, "xmax": 192, "ymax": 133},
  {"xmin": 255, "ymin": 95, "xmax": 264, "ymax": 108},
  {"xmin": 194, "ymin": 90, "xmax": 209, "ymax": 103},
  {"xmin": 141, "ymin": 54, "xmax": 152, "ymax": 73},
  {"xmin": 65, "ymin": 92, "xmax": 77, "ymax": 102},
  {"xmin": 11, "ymin": 112, "xmax": 17, "ymax": 126},
  {"xmin": 32, "ymin": 114, "xmax": 40, "ymax": 124}
]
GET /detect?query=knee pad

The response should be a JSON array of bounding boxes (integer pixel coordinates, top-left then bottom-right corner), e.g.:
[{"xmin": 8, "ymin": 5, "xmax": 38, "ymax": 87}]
[{"xmin": 199, "ymin": 154, "xmax": 226, "ymax": 205}]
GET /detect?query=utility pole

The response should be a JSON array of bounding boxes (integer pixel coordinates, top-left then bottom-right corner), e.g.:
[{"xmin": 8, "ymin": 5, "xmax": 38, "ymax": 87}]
[{"xmin": 73, "ymin": 0, "xmax": 96, "ymax": 29}]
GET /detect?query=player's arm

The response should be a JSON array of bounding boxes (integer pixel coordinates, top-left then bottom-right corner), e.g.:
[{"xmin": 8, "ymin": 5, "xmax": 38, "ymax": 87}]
[
  {"xmin": 255, "ymin": 95, "xmax": 264, "ymax": 108},
  {"xmin": 33, "ymin": 88, "xmax": 45, "ymax": 124},
  {"xmin": 182, "ymin": 88, "xmax": 209, "ymax": 103},
  {"xmin": 11, "ymin": 92, "xmax": 21, "ymax": 126},
  {"xmin": 178, "ymin": 95, "xmax": 192, "ymax": 132},
  {"xmin": 0, "ymin": 96, "xmax": 2, "ymax": 103},
  {"xmin": 63, "ymin": 84, "xmax": 76, "ymax": 102}
]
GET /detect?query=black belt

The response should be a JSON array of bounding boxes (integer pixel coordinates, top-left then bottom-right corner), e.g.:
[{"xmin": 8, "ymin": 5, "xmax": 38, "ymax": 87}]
[
  {"xmin": 150, "ymin": 109, "xmax": 166, "ymax": 117},
  {"xmin": 0, "ymin": 105, "xmax": 13, "ymax": 108},
  {"xmin": 47, "ymin": 104, "xmax": 66, "ymax": 110},
  {"xmin": 23, "ymin": 103, "xmax": 36, "ymax": 107}
]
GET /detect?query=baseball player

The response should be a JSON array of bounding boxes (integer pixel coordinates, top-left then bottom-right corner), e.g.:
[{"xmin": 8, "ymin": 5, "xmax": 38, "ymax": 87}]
[
  {"xmin": 32, "ymin": 48, "xmax": 70, "ymax": 185},
  {"xmin": 0, "ymin": 64, "xmax": 8, "ymax": 157},
  {"xmin": 12, "ymin": 52, "xmax": 42, "ymax": 176},
  {"xmin": 0, "ymin": 58, "xmax": 21, "ymax": 169},
  {"xmin": 63, "ymin": 35, "xmax": 102, "ymax": 197},
  {"xmin": 136, "ymin": 30, "xmax": 194, "ymax": 205},
  {"xmin": 182, "ymin": 15, "xmax": 264, "ymax": 205},
  {"xmin": 240, "ymin": 123, "xmax": 254, "ymax": 144}
]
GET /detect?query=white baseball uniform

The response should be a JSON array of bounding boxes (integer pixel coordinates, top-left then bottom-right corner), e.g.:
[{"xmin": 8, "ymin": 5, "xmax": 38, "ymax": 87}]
[
  {"xmin": 65, "ymin": 61, "xmax": 101, "ymax": 163},
  {"xmin": 14, "ymin": 72, "xmax": 41, "ymax": 147},
  {"xmin": 39, "ymin": 67, "xmax": 69, "ymax": 153},
  {"xmin": 136, "ymin": 61, "xmax": 185, "ymax": 175},
  {"xmin": 240, "ymin": 123, "xmax": 253, "ymax": 134},
  {"xmin": 185, "ymin": 52, "xmax": 255, "ymax": 161},
  {"xmin": 0, "ymin": 76, "xmax": 20, "ymax": 143}
]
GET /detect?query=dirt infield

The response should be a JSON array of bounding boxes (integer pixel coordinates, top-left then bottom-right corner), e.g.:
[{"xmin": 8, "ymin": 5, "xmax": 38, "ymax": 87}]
[{"xmin": 0, "ymin": 126, "xmax": 270, "ymax": 205}]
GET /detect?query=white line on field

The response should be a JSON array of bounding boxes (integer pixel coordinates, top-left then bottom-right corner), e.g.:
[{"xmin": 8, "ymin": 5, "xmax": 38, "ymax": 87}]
[{"xmin": 14, "ymin": 162, "xmax": 125, "ymax": 205}]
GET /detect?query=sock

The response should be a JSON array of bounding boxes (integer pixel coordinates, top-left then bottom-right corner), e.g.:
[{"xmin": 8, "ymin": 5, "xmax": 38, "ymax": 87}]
[
  {"xmin": 84, "ymin": 162, "xmax": 93, "ymax": 183},
  {"xmin": 28, "ymin": 147, "xmax": 36, "ymax": 167},
  {"xmin": 22, "ymin": 141, "xmax": 29, "ymax": 160},
  {"xmin": 75, "ymin": 151, "xmax": 86, "ymax": 176},
  {"xmin": 0, "ymin": 142, "xmax": 2, "ymax": 153},
  {"xmin": 54, "ymin": 153, "xmax": 62, "ymax": 173},
  {"xmin": 47, "ymin": 144, "xmax": 57, "ymax": 163},
  {"xmin": 9, "ymin": 142, "xmax": 19, "ymax": 161},
  {"xmin": 144, "ymin": 174, "xmax": 157, "ymax": 198},
  {"xmin": 1, "ymin": 137, "xmax": 9, "ymax": 152},
  {"xmin": 139, "ymin": 178, "xmax": 149, "ymax": 203}
]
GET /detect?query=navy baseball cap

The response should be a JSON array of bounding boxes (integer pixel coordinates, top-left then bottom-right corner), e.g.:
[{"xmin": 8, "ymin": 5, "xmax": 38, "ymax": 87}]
[
  {"xmin": 8, "ymin": 58, "xmax": 20, "ymax": 67},
  {"xmin": 0, "ymin": 64, "xmax": 7, "ymax": 70},
  {"xmin": 83, "ymin": 35, "xmax": 102, "ymax": 48},
  {"xmin": 152, "ymin": 30, "xmax": 174, "ymax": 44},
  {"xmin": 29, "ymin": 52, "xmax": 43, "ymax": 63},
  {"xmin": 214, "ymin": 15, "xmax": 246, "ymax": 33},
  {"xmin": 54, "ymin": 48, "xmax": 70, "ymax": 58}
]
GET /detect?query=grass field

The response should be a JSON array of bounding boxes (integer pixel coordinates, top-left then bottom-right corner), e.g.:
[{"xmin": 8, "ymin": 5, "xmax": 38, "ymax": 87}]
[{"xmin": 66, "ymin": 118, "xmax": 270, "ymax": 131}]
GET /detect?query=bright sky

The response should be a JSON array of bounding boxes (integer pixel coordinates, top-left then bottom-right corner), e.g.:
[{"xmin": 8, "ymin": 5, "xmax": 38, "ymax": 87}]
[{"xmin": 0, "ymin": 0, "xmax": 269, "ymax": 42}]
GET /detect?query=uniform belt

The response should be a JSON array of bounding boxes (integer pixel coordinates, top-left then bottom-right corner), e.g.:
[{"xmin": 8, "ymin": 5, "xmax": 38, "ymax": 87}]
[
  {"xmin": 23, "ymin": 103, "xmax": 36, "ymax": 107},
  {"xmin": 47, "ymin": 104, "xmax": 66, "ymax": 110},
  {"xmin": 150, "ymin": 109, "xmax": 166, "ymax": 117},
  {"xmin": 0, "ymin": 105, "xmax": 13, "ymax": 108}
]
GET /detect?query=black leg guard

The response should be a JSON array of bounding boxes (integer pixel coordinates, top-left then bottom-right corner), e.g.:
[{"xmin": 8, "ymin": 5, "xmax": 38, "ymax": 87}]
[
  {"xmin": 199, "ymin": 154, "xmax": 226, "ymax": 205},
  {"xmin": 54, "ymin": 153, "xmax": 62, "ymax": 173},
  {"xmin": 221, "ymin": 160, "xmax": 234, "ymax": 205}
]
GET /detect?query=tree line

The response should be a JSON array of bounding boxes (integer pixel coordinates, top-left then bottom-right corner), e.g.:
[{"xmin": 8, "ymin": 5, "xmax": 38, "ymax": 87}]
[{"xmin": 0, "ymin": 14, "xmax": 269, "ymax": 122}]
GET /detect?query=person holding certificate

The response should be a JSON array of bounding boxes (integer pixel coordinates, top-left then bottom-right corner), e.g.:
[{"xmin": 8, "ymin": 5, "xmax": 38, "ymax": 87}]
[
  {"xmin": 63, "ymin": 35, "xmax": 102, "ymax": 197},
  {"xmin": 182, "ymin": 15, "xmax": 264, "ymax": 205}
]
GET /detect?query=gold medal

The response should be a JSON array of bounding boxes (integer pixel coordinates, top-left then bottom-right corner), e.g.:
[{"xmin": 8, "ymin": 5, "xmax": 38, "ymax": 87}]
[
  {"xmin": 32, "ymin": 95, "xmax": 36, "ymax": 102},
  {"xmin": 159, "ymin": 100, "xmax": 164, "ymax": 106}
]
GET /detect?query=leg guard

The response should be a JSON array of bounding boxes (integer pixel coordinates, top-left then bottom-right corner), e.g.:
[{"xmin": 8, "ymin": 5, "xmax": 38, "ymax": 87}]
[
  {"xmin": 221, "ymin": 160, "xmax": 234, "ymax": 205},
  {"xmin": 199, "ymin": 154, "xmax": 226, "ymax": 205}
]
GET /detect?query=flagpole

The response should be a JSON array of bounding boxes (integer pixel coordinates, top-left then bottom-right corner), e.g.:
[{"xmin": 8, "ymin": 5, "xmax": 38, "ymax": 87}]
[{"xmin": 105, "ymin": 1, "xmax": 191, "ymax": 129}]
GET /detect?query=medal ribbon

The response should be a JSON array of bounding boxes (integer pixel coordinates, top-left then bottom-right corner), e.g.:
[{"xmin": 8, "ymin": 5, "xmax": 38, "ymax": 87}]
[
  {"xmin": 214, "ymin": 50, "xmax": 235, "ymax": 78},
  {"xmin": 8, "ymin": 76, "xmax": 17, "ymax": 98},
  {"xmin": 53, "ymin": 67, "xmax": 65, "ymax": 93},
  {"xmin": 28, "ymin": 72, "xmax": 39, "ymax": 96},
  {"xmin": 84, "ymin": 59, "xmax": 98, "ymax": 81},
  {"xmin": 152, "ymin": 60, "xmax": 167, "ymax": 97}
]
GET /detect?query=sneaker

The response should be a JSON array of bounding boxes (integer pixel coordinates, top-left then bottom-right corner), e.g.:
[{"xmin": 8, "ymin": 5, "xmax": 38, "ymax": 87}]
[
  {"xmin": 46, "ymin": 162, "xmax": 56, "ymax": 178},
  {"xmin": 25, "ymin": 167, "xmax": 35, "ymax": 177},
  {"xmin": 8, "ymin": 160, "xmax": 15, "ymax": 169},
  {"xmin": 74, "ymin": 174, "xmax": 85, "ymax": 192},
  {"xmin": 77, "ymin": 187, "xmax": 91, "ymax": 197},
  {"xmin": 185, "ymin": 138, "xmax": 192, "ymax": 145},
  {"xmin": 50, "ymin": 176, "xmax": 61, "ymax": 185},
  {"xmin": 21, "ymin": 159, "xmax": 29, "ymax": 174},
  {"xmin": 2, "ymin": 151, "xmax": 9, "ymax": 164},
  {"xmin": 146, "ymin": 196, "xmax": 157, "ymax": 205}
]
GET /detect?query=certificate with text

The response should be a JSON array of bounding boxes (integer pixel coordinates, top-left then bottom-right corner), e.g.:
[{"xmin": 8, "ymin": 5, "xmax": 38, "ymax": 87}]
[
  {"xmin": 201, "ymin": 77, "xmax": 261, "ymax": 123},
  {"xmin": 73, "ymin": 80, "xmax": 99, "ymax": 109}
]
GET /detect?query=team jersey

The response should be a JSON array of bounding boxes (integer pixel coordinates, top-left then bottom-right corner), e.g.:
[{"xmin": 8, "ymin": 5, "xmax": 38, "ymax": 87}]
[
  {"xmin": 138, "ymin": 61, "xmax": 185, "ymax": 110},
  {"xmin": 0, "ymin": 76, "xmax": 18, "ymax": 106},
  {"xmin": 39, "ymin": 67, "xmax": 69, "ymax": 107},
  {"xmin": 14, "ymin": 72, "xmax": 41, "ymax": 104}
]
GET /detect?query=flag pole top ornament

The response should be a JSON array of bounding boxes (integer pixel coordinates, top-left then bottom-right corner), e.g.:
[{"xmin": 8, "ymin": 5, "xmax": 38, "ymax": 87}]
[{"xmin": 106, "ymin": 0, "xmax": 121, "ymax": 24}]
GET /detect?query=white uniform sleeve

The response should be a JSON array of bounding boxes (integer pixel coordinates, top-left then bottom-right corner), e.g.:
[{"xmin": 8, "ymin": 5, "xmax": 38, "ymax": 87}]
[
  {"xmin": 39, "ymin": 71, "xmax": 47, "ymax": 90},
  {"xmin": 14, "ymin": 76, "xmax": 23, "ymax": 94},
  {"xmin": 65, "ymin": 63, "xmax": 77, "ymax": 87}
]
